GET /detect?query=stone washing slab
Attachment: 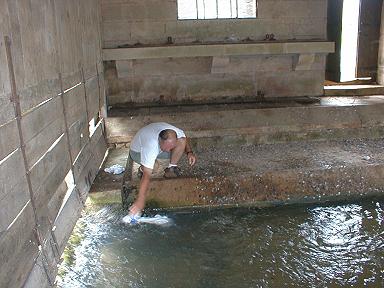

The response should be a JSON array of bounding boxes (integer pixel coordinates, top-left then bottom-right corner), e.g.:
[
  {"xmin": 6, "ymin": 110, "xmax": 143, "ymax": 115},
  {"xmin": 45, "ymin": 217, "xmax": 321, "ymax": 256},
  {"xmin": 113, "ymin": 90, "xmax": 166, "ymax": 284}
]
[
  {"xmin": 103, "ymin": 41, "xmax": 334, "ymax": 60},
  {"xmin": 121, "ymin": 138, "xmax": 384, "ymax": 209}
]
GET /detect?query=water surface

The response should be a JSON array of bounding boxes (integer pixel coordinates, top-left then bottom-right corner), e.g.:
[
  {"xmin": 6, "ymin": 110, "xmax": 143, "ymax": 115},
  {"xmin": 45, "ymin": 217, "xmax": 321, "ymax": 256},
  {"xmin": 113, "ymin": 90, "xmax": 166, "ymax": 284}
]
[{"xmin": 57, "ymin": 197, "xmax": 384, "ymax": 287}]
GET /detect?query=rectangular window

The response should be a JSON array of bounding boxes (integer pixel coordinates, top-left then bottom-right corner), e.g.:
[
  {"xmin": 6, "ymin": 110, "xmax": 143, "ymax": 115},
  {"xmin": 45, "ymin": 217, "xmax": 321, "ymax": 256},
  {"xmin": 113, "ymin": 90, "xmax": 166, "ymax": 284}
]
[{"xmin": 178, "ymin": 0, "xmax": 257, "ymax": 20}]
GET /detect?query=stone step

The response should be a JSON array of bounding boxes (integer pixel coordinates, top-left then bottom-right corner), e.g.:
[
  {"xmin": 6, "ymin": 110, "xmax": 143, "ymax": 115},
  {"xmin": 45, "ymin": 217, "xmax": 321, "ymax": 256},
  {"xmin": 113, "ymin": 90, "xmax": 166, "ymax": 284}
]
[
  {"xmin": 106, "ymin": 96, "xmax": 384, "ymax": 148},
  {"xmin": 324, "ymin": 85, "xmax": 384, "ymax": 96},
  {"xmin": 121, "ymin": 138, "xmax": 384, "ymax": 209}
]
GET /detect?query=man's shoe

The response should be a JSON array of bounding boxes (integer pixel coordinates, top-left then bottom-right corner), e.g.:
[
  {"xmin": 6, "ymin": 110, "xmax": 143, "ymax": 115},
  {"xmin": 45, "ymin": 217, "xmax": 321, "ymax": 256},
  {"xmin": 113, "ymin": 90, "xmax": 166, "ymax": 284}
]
[
  {"xmin": 164, "ymin": 166, "xmax": 182, "ymax": 178},
  {"xmin": 137, "ymin": 166, "xmax": 143, "ymax": 179}
]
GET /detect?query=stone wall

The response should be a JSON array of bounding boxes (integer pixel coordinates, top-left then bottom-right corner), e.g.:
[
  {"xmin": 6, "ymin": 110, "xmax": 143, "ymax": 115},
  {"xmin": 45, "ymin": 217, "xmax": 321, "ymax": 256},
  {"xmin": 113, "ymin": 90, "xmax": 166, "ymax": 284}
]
[
  {"xmin": 357, "ymin": 0, "xmax": 383, "ymax": 80},
  {"xmin": 101, "ymin": 0, "xmax": 330, "ymax": 105},
  {"xmin": 0, "ymin": 1, "xmax": 106, "ymax": 286},
  {"xmin": 102, "ymin": 0, "xmax": 327, "ymax": 47}
]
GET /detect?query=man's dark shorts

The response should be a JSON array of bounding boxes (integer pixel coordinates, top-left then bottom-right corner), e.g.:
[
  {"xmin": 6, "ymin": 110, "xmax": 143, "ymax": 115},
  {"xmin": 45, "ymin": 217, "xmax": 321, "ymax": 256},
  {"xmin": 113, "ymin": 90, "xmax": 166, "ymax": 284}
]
[{"xmin": 129, "ymin": 150, "xmax": 170, "ymax": 165}]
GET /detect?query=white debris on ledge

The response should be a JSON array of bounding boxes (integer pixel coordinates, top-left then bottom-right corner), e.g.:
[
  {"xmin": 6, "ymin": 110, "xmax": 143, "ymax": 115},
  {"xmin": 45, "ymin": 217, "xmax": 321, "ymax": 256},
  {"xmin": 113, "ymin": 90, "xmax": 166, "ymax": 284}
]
[{"xmin": 104, "ymin": 164, "xmax": 125, "ymax": 174}]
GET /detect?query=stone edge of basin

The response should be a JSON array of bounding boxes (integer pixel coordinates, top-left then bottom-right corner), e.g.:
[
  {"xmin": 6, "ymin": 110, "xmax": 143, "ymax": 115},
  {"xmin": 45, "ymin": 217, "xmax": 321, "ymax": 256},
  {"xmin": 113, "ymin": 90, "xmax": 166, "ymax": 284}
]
[{"xmin": 121, "ymin": 156, "xmax": 384, "ymax": 211}]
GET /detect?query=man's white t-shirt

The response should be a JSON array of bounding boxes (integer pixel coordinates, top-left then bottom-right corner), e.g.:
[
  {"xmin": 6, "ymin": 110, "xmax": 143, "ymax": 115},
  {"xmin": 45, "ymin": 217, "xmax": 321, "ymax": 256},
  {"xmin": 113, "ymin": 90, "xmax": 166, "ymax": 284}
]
[{"xmin": 130, "ymin": 122, "xmax": 186, "ymax": 169}]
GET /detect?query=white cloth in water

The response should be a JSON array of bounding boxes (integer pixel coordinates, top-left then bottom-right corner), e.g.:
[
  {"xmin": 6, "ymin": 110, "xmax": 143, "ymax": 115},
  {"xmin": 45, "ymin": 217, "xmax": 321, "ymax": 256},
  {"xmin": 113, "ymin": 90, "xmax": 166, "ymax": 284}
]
[
  {"xmin": 104, "ymin": 164, "xmax": 125, "ymax": 174},
  {"xmin": 122, "ymin": 214, "xmax": 171, "ymax": 225}
]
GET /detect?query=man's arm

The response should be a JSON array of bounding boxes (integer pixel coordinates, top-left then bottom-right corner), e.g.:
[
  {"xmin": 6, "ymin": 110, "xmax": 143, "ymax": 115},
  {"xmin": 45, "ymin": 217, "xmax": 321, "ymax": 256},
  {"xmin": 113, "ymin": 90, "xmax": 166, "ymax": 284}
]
[
  {"xmin": 129, "ymin": 166, "xmax": 152, "ymax": 215},
  {"xmin": 184, "ymin": 137, "xmax": 196, "ymax": 166}
]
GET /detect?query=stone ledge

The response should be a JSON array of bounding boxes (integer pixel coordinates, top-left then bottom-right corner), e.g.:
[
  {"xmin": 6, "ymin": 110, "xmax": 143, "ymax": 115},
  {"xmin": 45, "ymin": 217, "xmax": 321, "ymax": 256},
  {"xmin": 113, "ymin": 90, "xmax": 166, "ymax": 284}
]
[
  {"xmin": 120, "ymin": 138, "xmax": 384, "ymax": 209},
  {"xmin": 103, "ymin": 41, "xmax": 335, "ymax": 60},
  {"xmin": 106, "ymin": 97, "xmax": 384, "ymax": 146}
]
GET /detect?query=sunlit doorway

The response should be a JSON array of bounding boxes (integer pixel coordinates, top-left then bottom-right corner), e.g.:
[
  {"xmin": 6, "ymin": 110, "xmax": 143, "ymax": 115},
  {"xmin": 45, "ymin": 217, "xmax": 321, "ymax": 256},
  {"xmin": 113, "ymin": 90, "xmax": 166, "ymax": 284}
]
[{"xmin": 340, "ymin": 0, "xmax": 361, "ymax": 82}]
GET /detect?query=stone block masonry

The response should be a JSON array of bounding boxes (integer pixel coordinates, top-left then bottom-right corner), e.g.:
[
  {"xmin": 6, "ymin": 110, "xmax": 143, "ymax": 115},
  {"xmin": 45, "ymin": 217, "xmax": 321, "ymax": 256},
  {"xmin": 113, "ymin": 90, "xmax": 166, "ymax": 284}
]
[{"xmin": 101, "ymin": 0, "xmax": 331, "ymax": 105}]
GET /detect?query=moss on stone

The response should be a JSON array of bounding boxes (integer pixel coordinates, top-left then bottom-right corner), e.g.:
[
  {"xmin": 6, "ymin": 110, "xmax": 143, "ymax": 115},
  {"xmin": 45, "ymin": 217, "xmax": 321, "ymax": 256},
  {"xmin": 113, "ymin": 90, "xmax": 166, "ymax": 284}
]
[
  {"xmin": 88, "ymin": 191, "xmax": 122, "ymax": 205},
  {"xmin": 57, "ymin": 222, "xmax": 85, "ymax": 279}
]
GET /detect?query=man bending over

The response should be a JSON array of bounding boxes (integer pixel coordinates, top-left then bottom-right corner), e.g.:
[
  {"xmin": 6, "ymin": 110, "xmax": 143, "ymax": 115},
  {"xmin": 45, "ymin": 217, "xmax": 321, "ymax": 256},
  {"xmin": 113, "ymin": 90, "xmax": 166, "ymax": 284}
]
[{"xmin": 129, "ymin": 122, "xmax": 196, "ymax": 215}]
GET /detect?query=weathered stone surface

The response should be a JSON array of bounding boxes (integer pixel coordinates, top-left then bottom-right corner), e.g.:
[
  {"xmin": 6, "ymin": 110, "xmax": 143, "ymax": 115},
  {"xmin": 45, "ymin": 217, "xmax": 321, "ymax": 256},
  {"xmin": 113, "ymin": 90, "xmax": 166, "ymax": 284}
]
[
  {"xmin": 258, "ymin": 0, "xmax": 327, "ymax": 19},
  {"xmin": 103, "ymin": 42, "xmax": 334, "ymax": 61},
  {"xmin": 294, "ymin": 54, "xmax": 316, "ymax": 71},
  {"xmin": 257, "ymin": 70, "xmax": 324, "ymax": 97},
  {"xmin": 116, "ymin": 57, "xmax": 212, "ymax": 77},
  {"xmin": 101, "ymin": 0, "xmax": 328, "ymax": 47},
  {"xmin": 121, "ymin": 138, "xmax": 384, "ymax": 209},
  {"xmin": 106, "ymin": 97, "xmax": 384, "ymax": 145},
  {"xmin": 90, "ymin": 147, "xmax": 128, "ymax": 201},
  {"xmin": 216, "ymin": 55, "xmax": 294, "ymax": 74},
  {"xmin": 324, "ymin": 85, "xmax": 384, "ymax": 96},
  {"xmin": 102, "ymin": 0, "xmax": 176, "ymax": 22},
  {"xmin": 103, "ymin": 43, "xmax": 333, "ymax": 104},
  {"xmin": 110, "ymin": 73, "xmax": 257, "ymax": 104}
]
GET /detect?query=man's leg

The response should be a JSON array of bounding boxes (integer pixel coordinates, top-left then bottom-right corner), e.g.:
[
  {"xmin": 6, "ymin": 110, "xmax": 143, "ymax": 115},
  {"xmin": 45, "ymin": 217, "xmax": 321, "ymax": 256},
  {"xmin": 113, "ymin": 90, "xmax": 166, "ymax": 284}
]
[
  {"xmin": 163, "ymin": 138, "xmax": 186, "ymax": 178},
  {"xmin": 129, "ymin": 150, "xmax": 144, "ymax": 178}
]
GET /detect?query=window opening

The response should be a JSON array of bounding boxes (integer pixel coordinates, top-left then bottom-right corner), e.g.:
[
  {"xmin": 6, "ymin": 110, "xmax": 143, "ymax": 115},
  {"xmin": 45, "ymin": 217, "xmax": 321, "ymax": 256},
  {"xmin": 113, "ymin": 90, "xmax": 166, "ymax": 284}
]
[{"xmin": 178, "ymin": 0, "xmax": 257, "ymax": 20}]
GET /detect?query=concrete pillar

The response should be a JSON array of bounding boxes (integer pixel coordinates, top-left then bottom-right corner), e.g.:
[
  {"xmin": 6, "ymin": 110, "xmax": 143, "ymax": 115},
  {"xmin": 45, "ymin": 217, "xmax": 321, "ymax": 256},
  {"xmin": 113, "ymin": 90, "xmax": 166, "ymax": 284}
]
[{"xmin": 377, "ymin": 2, "xmax": 384, "ymax": 84}]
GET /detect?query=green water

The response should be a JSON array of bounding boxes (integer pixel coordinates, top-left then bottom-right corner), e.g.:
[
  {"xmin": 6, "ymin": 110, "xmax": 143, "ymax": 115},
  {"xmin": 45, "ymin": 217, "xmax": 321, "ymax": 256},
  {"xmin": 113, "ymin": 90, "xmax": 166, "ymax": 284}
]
[{"xmin": 57, "ymin": 197, "xmax": 384, "ymax": 287}]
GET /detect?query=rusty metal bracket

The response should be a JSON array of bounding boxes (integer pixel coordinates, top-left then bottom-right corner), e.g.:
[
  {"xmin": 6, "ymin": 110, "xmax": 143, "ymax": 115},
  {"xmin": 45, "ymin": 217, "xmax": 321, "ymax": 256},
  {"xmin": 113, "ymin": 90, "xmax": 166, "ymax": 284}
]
[
  {"xmin": 5, "ymin": 35, "xmax": 54, "ymax": 286},
  {"xmin": 58, "ymin": 73, "xmax": 85, "ymax": 206},
  {"xmin": 80, "ymin": 67, "xmax": 90, "ymax": 124},
  {"xmin": 4, "ymin": 35, "xmax": 40, "ymax": 237}
]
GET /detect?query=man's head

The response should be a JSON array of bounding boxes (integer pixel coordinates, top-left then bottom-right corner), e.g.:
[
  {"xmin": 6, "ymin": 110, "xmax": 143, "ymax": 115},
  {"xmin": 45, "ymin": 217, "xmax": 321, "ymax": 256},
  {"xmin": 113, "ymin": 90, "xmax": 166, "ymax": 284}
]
[{"xmin": 159, "ymin": 129, "xmax": 177, "ymax": 152}]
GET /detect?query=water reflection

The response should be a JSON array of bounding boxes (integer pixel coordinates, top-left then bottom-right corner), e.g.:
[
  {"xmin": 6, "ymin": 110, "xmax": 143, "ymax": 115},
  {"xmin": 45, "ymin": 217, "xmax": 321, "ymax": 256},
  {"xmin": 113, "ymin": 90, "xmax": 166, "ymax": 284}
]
[{"xmin": 57, "ymin": 197, "xmax": 384, "ymax": 287}]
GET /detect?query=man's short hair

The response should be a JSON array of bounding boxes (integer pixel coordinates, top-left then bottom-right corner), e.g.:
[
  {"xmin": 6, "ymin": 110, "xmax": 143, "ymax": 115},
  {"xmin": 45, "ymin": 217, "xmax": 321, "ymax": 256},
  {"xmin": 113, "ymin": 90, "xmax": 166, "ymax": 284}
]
[{"xmin": 159, "ymin": 129, "xmax": 176, "ymax": 140}]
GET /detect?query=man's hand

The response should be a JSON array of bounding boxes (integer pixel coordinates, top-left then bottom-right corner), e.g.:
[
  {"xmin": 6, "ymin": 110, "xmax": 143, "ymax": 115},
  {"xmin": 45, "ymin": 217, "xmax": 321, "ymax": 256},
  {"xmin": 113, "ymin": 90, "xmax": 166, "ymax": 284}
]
[
  {"xmin": 187, "ymin": 152, "xmax": 196, "ymax": 166},
  {"xmin": 129, "ymin": 200, "xmax": 144, "ymax": 216}
]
